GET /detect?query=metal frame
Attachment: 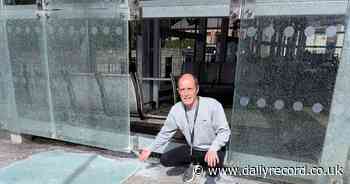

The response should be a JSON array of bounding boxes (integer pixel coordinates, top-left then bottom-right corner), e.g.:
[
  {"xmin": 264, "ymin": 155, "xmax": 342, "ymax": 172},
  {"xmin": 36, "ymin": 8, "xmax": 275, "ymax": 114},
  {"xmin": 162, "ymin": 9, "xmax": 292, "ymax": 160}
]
[
  {"xmin": 130, "ymin": 72, "xmax": 169, "ymax": 120},
  {"xmin": 255, "ymin": 0, "xmax": 348, "ymax": 16},
  {"xmin": 140, "ymin": 0, "xmax": 231, "ymax": 18},
  {"xmin": 140, "ymin": 0, "xmax": 348, "ymax": 18}
]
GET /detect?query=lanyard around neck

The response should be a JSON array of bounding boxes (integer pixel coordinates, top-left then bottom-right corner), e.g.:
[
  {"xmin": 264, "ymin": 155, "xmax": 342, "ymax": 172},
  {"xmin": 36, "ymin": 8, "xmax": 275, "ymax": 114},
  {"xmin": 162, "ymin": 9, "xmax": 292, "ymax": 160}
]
[{"xmin": 183, "ymin": 97, "xmax": 199, "ymax": 155}]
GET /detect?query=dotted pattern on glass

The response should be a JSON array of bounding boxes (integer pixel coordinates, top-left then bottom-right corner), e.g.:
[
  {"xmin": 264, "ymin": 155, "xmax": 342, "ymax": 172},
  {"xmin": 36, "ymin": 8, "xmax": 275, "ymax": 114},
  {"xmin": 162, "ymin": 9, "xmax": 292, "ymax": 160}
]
[
  {"xmin": 80, "ymin": 27, "xmax": 85, "ymax": 35},
  {"xmin": 91, "ymin": 27, "xmax": 98, "ymax": 35},
  {"xmin": 263, "ymin": 25, "xmax": 275, "ymax": 40},
  {"xmin": 274, "ymin": 100, "xmax": 285, "ymax": 110},
  {"xmin": 15, "ymin": 27, "xmax": 22, "ymax": 34},
  {"xmin": 293, "ymin": 101, "xmax": 303, "ymax": 111},
  {"xmin": 58, "ymin": 27, "xmax": 65, "ymax": 35},
  {"xmin": 116, "ymin": 26, "xmax": 123, "ymax": 35},
  {"xmin": 240, "ymin": 97, "xmax": 250, "ymax": 107},
  {"xmin": 35, "ymin": 27, "xmax": 41, "ymax": 34},
  {"xmin": 284, "ymin": 26, "xmax": 295, "ymax": 38},
  {"xmin": 312, "ymin": 103, "xmax": 324, "ymax": 113},
  {"xmin": 103, "ymin": 27, "xmax": 110, "ymax": 35},
  {"xmin": 247, "ymin": 27, "xmax": 257, "ymax": 37},
  {"xmin": 25, "ymin": 27, "xmax": 31, "ymax": 34},
  {"xmin": 239, "ymin": 96, "xmax": 324, "ymax": 114},
  {"xmin": 256, "ymin": 98, "xmax": 266, "ymax": 108},
  {"xmin": 326, "ymin": 26, "xmax": 337, "ymax": 37},
  {"xmin": 304, "ymin": 26, "xmax": 315, "ymax": 37}
]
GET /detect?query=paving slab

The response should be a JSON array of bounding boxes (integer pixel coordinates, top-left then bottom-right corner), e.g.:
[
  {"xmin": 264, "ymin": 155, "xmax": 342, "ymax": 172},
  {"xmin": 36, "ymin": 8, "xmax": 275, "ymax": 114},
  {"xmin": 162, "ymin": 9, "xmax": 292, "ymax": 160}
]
[{"xmin": 0, "ymin": 136, "xmax": 274, "ymax": 184}]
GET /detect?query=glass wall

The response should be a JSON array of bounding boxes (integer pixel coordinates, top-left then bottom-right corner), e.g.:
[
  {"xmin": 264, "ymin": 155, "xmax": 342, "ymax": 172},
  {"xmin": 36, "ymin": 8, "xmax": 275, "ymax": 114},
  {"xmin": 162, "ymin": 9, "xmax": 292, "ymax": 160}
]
[
  {"xmin": 320, "ymin": 5, "xmax": 350, "ymax": 184},
  {"xmin": 0, "ymin": 19, "xmax": 17, "ymax": 131},
  {"xmin": 228, "ymin": 0, "xmax": 348, "ymax": 183},
  {"xmin": 6, "ymin": 17, "xmax": 54, "ymax": 136},
  {"xmin": 0, "ymin": 1, "xmax": 130, "ymax": 151}
]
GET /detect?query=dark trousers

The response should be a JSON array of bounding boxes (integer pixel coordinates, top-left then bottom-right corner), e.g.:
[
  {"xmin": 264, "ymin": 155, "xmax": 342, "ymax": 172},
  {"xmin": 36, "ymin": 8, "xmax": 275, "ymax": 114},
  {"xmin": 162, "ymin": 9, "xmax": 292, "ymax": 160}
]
[{"xmin": 160, "ymin": 145, "xmax": 226, "ymax": 175}]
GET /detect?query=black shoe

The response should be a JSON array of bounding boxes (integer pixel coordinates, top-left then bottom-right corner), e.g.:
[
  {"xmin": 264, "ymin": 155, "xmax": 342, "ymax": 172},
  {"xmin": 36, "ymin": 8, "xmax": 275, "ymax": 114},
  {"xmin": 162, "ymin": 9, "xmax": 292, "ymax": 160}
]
[{"xmin": 182, "ymin": 164, "xmax": 203, "ymax": 184}]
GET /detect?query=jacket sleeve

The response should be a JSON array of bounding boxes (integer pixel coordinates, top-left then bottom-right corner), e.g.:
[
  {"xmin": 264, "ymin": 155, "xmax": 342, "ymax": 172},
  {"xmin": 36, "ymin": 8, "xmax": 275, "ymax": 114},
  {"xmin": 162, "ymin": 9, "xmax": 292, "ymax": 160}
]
[
  {"xmin": 147, "ymin": 113, "xmax": 178, "ymax": 152},
  {"xmin": 209, "ymin": 103, "xmax": 231, "ymax": 151}
]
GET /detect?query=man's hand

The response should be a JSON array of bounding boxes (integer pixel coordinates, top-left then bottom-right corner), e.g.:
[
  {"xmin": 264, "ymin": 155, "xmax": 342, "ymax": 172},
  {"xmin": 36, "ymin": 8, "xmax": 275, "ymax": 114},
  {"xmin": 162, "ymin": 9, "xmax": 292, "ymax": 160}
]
[
  {"xmin": 204, "ymin": 150, "xmax": 219, "ymax": 167},
  {"xmin": 139, "ymin": 148, "xmax": 152, "ymax": 161}
]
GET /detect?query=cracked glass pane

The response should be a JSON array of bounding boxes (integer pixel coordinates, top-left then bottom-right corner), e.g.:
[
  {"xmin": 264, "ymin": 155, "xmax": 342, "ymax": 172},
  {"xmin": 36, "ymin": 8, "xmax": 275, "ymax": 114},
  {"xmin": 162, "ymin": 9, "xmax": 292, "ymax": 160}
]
[
  {"xmin": 5, "ymin": 19, "xmax": 53, "ymax": 137},
  {"xmin": 46, "ymin": 11, "xmax": 129, "ymax": 151},
  {"xmin": 0, "ymin": 20, "xmax": 18, "ymax": 130},
  {"xmin": 0, "ymin": 150, "xmax": 141, "ymax": 184},
  {"xmin": 0, "ymin": 6, "xmax": 130, "ymax": 151}
]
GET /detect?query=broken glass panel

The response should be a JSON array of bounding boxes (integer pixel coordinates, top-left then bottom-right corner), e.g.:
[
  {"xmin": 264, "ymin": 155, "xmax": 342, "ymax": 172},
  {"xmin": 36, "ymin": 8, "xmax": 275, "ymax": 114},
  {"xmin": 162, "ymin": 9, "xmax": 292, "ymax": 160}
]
[
  {"xmin": 0, "ymin": 19, "xmax": 17, "ymax": 130},
  {"xmin": 46, "ymin": 11, "xmax": 130, "ymax": 151},
  {"xmin": 0, "ymin": 5, "xmax": 130, "ymax": 151},
  {"xmin": 5, "ymin": 18, "xmax": 54, "ymax": 137}
]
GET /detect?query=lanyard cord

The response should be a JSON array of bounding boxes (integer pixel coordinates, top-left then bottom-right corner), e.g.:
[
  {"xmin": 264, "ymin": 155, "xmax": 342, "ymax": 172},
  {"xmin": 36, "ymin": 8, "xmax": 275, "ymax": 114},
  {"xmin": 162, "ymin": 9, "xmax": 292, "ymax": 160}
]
[{"xmin": 184, "ymin": 97, "xmax": 200, "ymax": 156}]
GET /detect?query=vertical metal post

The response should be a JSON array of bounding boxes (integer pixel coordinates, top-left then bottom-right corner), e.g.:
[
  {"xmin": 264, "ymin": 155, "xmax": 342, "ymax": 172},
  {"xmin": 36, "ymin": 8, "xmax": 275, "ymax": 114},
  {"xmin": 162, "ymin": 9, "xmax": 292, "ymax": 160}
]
[
  {"xmin": 153, "ymin": 18, "xmax": 160, "ymax": 109},
  {"xmin": 194, "ymin": 18, "xmax": 207, "ymax": 81},
  {"xmin": 215, "ymin": 17, "xmax": 229, "ymax": 63}
]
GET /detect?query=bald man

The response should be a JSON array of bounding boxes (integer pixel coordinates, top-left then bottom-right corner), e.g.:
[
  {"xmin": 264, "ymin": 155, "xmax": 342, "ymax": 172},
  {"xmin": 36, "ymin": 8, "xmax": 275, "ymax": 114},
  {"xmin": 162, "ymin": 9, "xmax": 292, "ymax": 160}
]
[{"xmin": 139, "ymin": 73, "xmax": 231, "ymax": 183}]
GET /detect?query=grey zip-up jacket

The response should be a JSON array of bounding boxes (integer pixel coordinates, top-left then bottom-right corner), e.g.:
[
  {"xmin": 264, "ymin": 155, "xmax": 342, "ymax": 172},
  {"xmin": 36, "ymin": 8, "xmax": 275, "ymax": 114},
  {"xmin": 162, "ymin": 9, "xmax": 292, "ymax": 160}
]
[{"xmin": 148, "ymin": 96, "xmax": 231, "ymax": 152}]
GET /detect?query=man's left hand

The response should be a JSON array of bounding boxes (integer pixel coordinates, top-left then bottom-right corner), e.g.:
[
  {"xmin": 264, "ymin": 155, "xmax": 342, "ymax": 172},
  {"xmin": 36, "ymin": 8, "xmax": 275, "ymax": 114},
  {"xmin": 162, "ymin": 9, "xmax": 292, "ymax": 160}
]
[{"xmin": 204, "ymin": 150, "xmax": 219, "ymax": 167}]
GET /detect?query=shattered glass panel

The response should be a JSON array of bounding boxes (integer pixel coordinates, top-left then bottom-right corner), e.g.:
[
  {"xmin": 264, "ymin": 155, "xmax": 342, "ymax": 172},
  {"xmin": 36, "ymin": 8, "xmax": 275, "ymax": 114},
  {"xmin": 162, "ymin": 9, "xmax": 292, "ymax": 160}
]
[
  {"xmin": 0, "ymin": 150, "xmax": 142, "ymax": 184},
  {"xmin": 0, "ymin": 20, "xmax": 17, "ymax": 130},
  {"xmin": 5, "ymin": 19, "xmax": 54, "ymax": 137},
  {"xmin": 0, "ymin": 6, "xmax": 130, "ymax": 151},
  {"xmin": 47, "ymin": 13, "xmax": 130, "ymax": 151}
]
